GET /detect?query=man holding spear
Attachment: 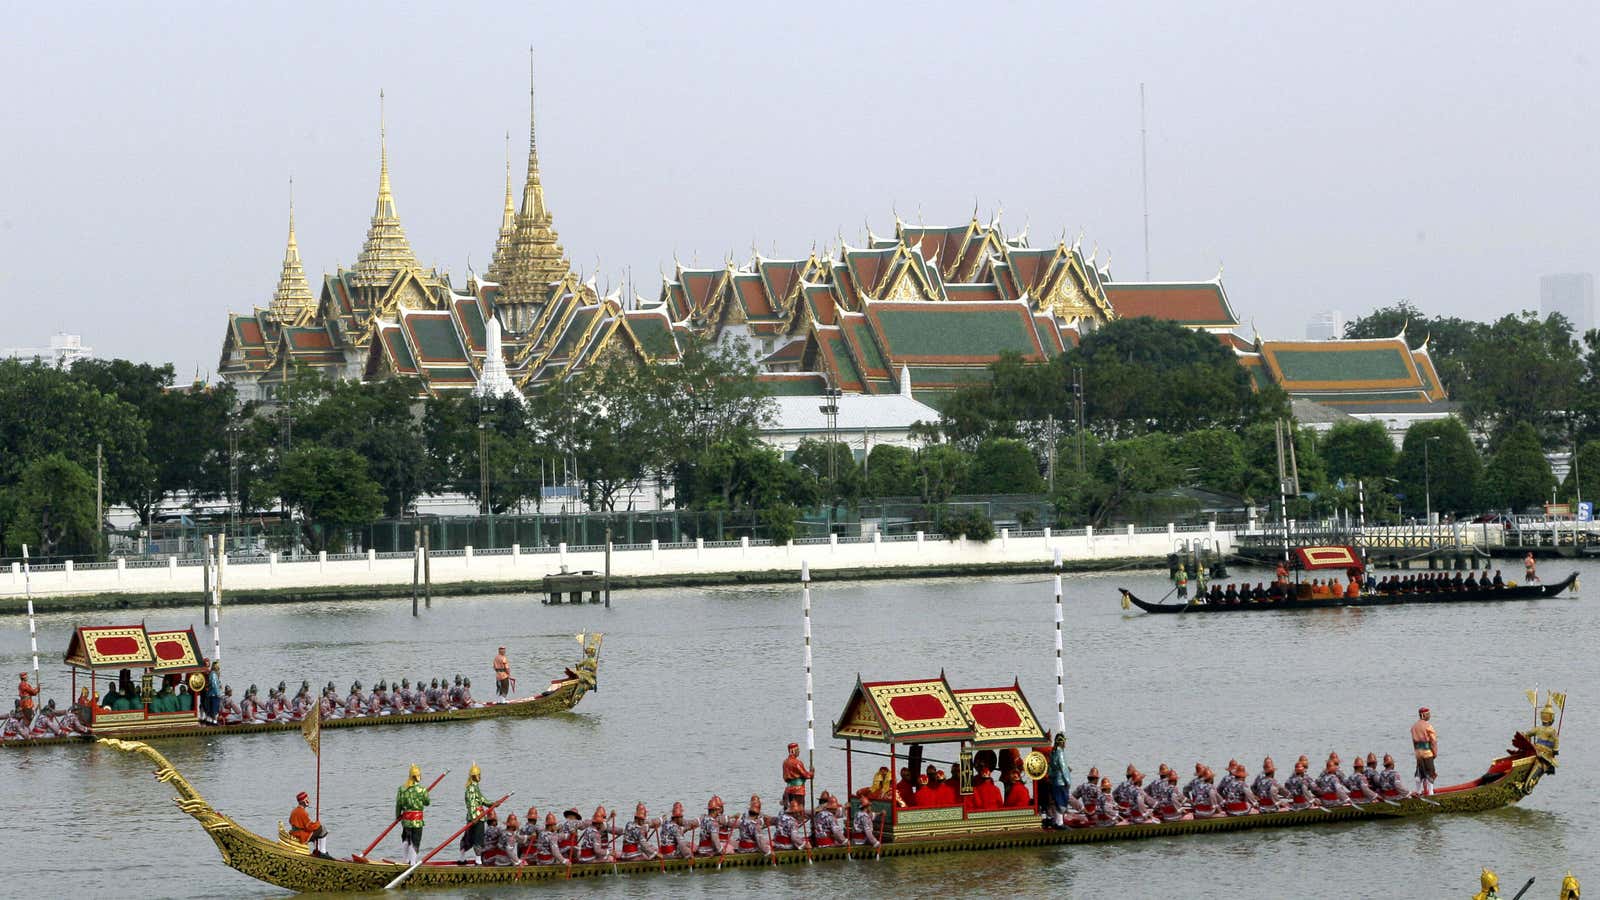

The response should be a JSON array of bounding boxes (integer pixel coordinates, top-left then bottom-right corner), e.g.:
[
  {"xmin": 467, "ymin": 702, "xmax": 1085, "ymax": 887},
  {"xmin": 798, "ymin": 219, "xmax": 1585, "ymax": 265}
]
[{"xmin": 394, "ymin": 765, "xmax": 432, "ymax": 865}]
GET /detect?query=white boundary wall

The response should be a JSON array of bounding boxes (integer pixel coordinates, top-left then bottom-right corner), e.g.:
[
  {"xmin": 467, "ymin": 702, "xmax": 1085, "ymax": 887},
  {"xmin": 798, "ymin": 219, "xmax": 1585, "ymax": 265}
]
[{"xmin": 3, "ymin": 526, "xmax": 1238, "ymax": 600}]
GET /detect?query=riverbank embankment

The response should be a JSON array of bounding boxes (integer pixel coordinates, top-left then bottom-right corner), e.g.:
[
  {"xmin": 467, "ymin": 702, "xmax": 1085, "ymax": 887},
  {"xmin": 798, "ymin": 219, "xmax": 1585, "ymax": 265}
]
[{"xmin": 0, "ymin": 525, "xmax": 1236, "ymax": 615}]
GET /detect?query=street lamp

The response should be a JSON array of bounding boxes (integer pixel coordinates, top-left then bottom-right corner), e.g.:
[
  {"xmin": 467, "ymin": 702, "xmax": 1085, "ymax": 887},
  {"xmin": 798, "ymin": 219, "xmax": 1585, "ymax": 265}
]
[{"xmin": 1423, "ymin": 435, "xmax": 1441, "ymax": 524}]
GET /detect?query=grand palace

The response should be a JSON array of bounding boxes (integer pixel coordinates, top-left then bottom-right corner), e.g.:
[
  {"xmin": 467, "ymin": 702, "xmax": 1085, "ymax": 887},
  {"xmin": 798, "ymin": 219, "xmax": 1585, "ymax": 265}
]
[{"xmin": 217, "ymin": 74, "xmax": 1452, "ymax": 436}]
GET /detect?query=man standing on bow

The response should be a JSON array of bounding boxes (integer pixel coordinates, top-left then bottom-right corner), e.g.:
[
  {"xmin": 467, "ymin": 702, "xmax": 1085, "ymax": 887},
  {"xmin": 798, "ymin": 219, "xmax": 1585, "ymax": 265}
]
[
  {"xmin": 493, "ymin": 647, "xmax": 511, "ymax": 700},
  {"xmin": 395, "ymin": 764, "xmax": 431, "ymax": 865},
  {"xmin": 781, "ymin": 741, "xmax": 814, "ymax": 809},
  {"xmin": 1411, "ymin": 707, "xmax": 1439, "ymax": 795}
]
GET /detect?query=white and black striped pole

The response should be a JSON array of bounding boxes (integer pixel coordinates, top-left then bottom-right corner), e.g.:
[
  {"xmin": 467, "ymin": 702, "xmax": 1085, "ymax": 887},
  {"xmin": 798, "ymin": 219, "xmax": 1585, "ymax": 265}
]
[
  {"xmin": 211, "ymin": 534, "xmax": 224, "ymax": 662},
  {"xmin": 800, "ymin": 557, "xmax": 812, "ymax": 794},
  {"xmin": 1053, "ymin": 548, "xmax": 1066, "ymax": 738},
  {"xmin": 23, "ymin": 544, "xmax": 38, "ymax": 694}
]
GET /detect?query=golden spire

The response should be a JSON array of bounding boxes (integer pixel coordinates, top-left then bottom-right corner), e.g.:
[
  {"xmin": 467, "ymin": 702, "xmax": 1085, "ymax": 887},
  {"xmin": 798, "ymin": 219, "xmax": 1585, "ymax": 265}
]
[
  {"xmin": 269, "ymin": 176, "xmax": 316, "ymax": 322},
  {"xmin": 503, "ymin": 47, "xmax": 571, "ymax": 311},
  {"xmin": 487, "ymin": 131, "xmax": 516, "ymax": 284},
  {"xmin": 353, "ymin": 89, "xmax": 423, "ymax": 288}
]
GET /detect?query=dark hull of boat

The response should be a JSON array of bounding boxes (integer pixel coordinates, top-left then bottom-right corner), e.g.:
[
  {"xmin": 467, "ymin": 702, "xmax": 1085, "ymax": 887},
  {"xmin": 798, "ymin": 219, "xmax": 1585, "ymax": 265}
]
[{"xmin": 1121, "ymin": 572, "xmax": 1578, "ymax": 614}]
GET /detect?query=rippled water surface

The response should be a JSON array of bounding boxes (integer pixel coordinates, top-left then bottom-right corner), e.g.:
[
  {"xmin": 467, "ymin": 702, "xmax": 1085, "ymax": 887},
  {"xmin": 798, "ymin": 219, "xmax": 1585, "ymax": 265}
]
[{"xmin": 3, "ymin": 559, "xmax": 1596, "ymax": 898}]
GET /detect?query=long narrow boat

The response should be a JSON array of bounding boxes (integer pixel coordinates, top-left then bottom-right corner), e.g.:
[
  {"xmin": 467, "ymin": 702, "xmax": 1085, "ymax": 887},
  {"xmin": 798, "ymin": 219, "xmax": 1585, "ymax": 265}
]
[
  {"xmin": 100, "ymin": 699, "xmax": 1558, "ymax": 892},
  {"xmin": 3, "ymin": 632, "xmax": 602, "ymax": 748},
  {"xmin": 1121, "ymin": 573, "xmax": 1577, "ymax": 614}
]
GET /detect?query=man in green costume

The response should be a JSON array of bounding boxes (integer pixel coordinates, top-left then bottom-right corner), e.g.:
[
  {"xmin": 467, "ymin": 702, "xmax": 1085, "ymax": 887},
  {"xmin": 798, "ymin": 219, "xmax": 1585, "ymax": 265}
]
[
  {"xmin": 459, "ymin": 763, "xmax": 489, "ymax": 865},
  {"xmin": 395, "ymin": 764, "xmax": 431, "ymax": 865}
]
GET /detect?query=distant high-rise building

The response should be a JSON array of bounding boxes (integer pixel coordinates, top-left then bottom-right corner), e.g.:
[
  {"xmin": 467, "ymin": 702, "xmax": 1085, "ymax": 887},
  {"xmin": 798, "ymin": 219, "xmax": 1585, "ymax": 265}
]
[
  {"xmin": 1541, "ymin": 273, "xmax": 1595, "ymax": 336},
  {"xmin": 1305, "ymin": 310, "xmax": 1344, "ymax": 340},
  {"xmin": 3, "ymin": 332, "xmax": 94, "ymax": 367}
]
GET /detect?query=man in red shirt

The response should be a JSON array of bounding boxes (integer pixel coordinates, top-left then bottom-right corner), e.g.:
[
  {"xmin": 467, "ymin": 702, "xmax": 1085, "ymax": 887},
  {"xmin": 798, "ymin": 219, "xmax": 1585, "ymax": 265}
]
[
  {"xmin": 781, "ymin": 742, "xmax": 813, "ymax": 808},
  {"xmin": 289, "ymin": 791, "xmax": 331, "ymax": 858},
  {"xmin": 966, "ymin": 765, "xmax": 1004, "ymax": 811},
  {"xmin": 17, "ymin": 673, "xmax": 38, "ymax": 722},
  {"xmin": 1002, "ymin": 769, "xmax": 1032, "ymax": 807}
]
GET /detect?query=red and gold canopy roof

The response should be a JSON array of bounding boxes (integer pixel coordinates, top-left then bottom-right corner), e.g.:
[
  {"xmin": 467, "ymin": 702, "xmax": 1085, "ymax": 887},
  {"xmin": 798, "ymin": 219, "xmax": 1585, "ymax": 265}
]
[
  {"xmin": 952, "ymin": 684, "xmax": 1046, "ymax": 747},
  {"xmin": 1294, "ymin": 545, "xmax": 1363, "ymax": 572},
  {"xmin": 64, "ymin": 625, "xmax": 205, "ymax": 672},
  {"xmin": 833, "ymin": 676, "xmax": 973, "ymax": 744}
]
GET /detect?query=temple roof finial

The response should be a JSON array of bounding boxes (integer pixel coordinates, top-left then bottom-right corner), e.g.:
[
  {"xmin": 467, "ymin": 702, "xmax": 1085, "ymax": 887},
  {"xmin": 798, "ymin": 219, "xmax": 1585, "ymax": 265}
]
[
  {"xmin": 270, "ymin": 175, "xmax": 316, "ymax": 322},
  {"xmin": 353, "ymin": 89, "xmax": 423, "ymax": 287},
  {"xmin": 502, "ymin": 48, "xmax": 571, "ymax": 309}
]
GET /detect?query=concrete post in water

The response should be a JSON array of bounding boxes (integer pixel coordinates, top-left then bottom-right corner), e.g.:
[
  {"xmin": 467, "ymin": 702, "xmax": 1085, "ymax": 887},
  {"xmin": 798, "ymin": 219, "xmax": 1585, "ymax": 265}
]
[
  {"xmin": 422, "ymin": 526, "xmax": 432, "ymax": 608},
  {"xmin": 604, "ymin": 526, "xmax": 612, "ymax": 609},
  {"xmin": 1052, "ymin": 548, "xmax": 1066, "ymax": 738},
  {"xmin": 412, "ymin": 527, "xmax": 420, "ymax": 618},
  {"xmin": 202, "ymin": 537, "xmax": 212, "ymax": 626}
]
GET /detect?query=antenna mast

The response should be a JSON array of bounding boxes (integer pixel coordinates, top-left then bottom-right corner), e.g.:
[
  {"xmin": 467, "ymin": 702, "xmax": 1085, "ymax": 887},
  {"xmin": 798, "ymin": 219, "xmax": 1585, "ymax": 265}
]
[{"xmin": 1140, "ymin": 83, "xmax": 1150, "ymax": 280}]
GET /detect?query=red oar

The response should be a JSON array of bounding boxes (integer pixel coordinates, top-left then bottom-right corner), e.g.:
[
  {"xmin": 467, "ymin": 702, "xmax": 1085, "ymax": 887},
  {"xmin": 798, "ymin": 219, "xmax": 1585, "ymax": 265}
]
[
  {"xmin": 385, "ymin": 792, "xmax": 513, "ymax": 890},
  {"xmin": 353, "ymin": 769, "xmax": 450, "ymax": 861}
]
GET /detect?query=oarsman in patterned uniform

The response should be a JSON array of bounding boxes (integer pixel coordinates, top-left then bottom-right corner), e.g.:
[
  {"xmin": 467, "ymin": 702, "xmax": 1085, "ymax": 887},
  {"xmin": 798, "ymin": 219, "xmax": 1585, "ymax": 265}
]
[
  {"xmin": 394, "ymin": 764, "xmax": 432, "ymax": 866},
  {"xmin": 1069, "ymin": 766, "xmax": 1103, "ymax": 817},
  {"xmin": 1217, "ymin": 760, "xmax": 1257, "ymax": 815},
  {"xmin": 1372, "ymin": 755, "xmax": 1408, "ymax": 798},
  {"xmin": 616, "ymin": 802, "xmax": 656, "ymax": 861},
  {"xmin": 345, "ymin": 682, "xmax": 365, "ymax": 716},
  {"xmin": 1144, "ymin": 765, "xmax": 1182, "ymax": 821},
  {"xmin": 515, "ymin": 807, "xmax": 541, "ymax": 858},
  {"xmin": 1283, "ymin": 758, "xmax": 1318, "ymax": 809},
  {"xmin": 694, "ymin": 796, "xmax": 727, "ymax": 856},
  {"xmin": 447, "ymin": 676, "xmax": 462, "ymax": 708},
  {"xmin": 1343, "ymin": 756, "xmax": 1379, "ymax": 801},
  {"xmin": 557, "ymin": 807, "xmax": 584, "ymax": 857},
  {"xmin": 771, "ymin": 797, "xmax": 809, "ymax": 851},
  {"xmin": 1, "ymin": 702, "xmax": 28, "ymax": 740},
  {"xmin": 851, "ymin": 789, "xmax": 882, "ymax": 848},
  {"xmin": 484, "ymin": 813, "xmax": 518, "ymax": 866},
  {"xmin": 811, "ymin": 793, "xmax": 847, "ymax": 846},
  {"xmin": 395, "ymin": 679, "xmax": 411, "ymax": 709},
  {"xmin": 1314, "ymin": 758, "xmax": 1352, "ymax": 806},
  {"xmin": 1185, "ymin": 764, "xmax": 1224, "ymax": 818},
  {"xmin": 411, "ymin": 679, "xmax": 431, "ymax": 713},
  {"xmin": 532, "ymin": 813, "xmax": 568, "ymax": 865},
  {"xmin": 319, "ymin": 683, "xmax": 339, "ymax": 719},
  {"xmin": 575, "ymin": 806, "xmax": 614, "ymax": 863},
  {"xmin": 459, "ymin": 763, "xmax": 489, "ymax": 864},
  {"xmin": 1112, "ymin": 766, "xmax": 1156, "ymax": 823},
  {"xmin": 425, "ymin": 679, "xmax": 441, "ymax": 710},
  {"xmin": 657, "ymin": 802, "xmax": 694, "ymax": 859},
  {"xmin": 367, "ymin": 681, "xmax": 387, "ymax": 715},
  {"xmin": 1252, "ymin": 757, "xmax": 1287, "ymax": 810},
  {"xmin": 458, "ymin": 677, "xmax": 474, "ymax": 707},
  {"xmin": 239, "ymin": 685, "xmax": 258, "ymax": 722},
  {"xmin": 216, "ymin": 686, "xmax": 241, "ymax": 725},
  {"xmin": 29, "ymin": 701, "xmax": 62, "ymax": 737},
  {"xmin": 726, "ymin": 795, "xmax": 774, "ymax": 856}
]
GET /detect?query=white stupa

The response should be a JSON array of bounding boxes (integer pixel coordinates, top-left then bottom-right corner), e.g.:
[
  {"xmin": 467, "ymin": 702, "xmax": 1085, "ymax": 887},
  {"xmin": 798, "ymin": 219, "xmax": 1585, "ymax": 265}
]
[{"xmin": 474, "ymin": 313, "xmax": 523, "ymax": 403}]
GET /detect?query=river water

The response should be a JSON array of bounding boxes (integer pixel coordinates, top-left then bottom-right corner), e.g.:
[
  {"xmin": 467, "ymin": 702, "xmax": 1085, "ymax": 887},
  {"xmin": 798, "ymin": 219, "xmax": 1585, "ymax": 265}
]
[{"xmin": 2, "ymin": 559, "xmax": 1595, "ymax": 899}]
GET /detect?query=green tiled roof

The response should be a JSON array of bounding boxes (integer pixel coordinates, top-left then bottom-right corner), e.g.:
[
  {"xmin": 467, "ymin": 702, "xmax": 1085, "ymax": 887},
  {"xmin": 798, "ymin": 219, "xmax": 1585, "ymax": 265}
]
[
  {"xmin": 629, "ymin": 315, "xmax": 679, "ymax": 359},
  {"xmin": 844, "ymin": 317, "xmax": 888, "ymax": 374},
  {"xmin": 906, "ymin": 366, "xmax": 995, "ymax": 386},
  {"xmin": 410, "ymin": 316, "xmax": 467, "ymax": 362},
  {"xmin": 1301, "ymin": 390, "xmax": 1432, "ymax": 403},
  {"xmin": 759, "ymin": 375, "xmax": 827, "ymax": 396},
  {"xmin": 1273, "ymin": 347, "xmax": 1411, "ymax": 383},
  {"xmin": 822, "ymin": 333, "xmax": 863, "ymax": 390},
  {"xmin": 873, "ymin": 305, "xmax": 1038, "ymax": 359},
  {"xmin": 458, "ymin": 300, "xmax": 486, "ymax": 350}
]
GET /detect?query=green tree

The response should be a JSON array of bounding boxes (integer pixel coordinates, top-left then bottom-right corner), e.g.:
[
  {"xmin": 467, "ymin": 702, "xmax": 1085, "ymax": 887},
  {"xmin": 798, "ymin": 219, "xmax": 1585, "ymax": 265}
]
[
  {"xmin": 1088, "ymin": 433, "xmax": 1182, "ymax": 526},
  {"xmin": 916, "ymin": 444, "xmax": 970, "ymax": 504},
  {"xmin": 1480, "ymin": 422, "xmax": 1555, "ymax": 512},
  {"xmin": 937, "ymin": 352, "xmax": 1061, "ymax": 448},
  {"xmin": 1174, "ymin": 428, "xmax": 1248, "ymax": 495},
  {"xmin": 1560, "ymin": 439, "xmax": 1600, "ymax": 502},
  {"xmin": 1459, "ymin": 312, "xmax": 1582, "ymax": 446},
  {"xmin": 2, "ymin": 454, "xmax": 98, "ymax": 558},
  {"xmin": 863, "ymin": 444, "xmax": 919, "ymax": 498},
  {"xmin": 964, "ymin": 438, "xmax": 1045, "ymax": 493},
  {"xmin": 1395, "ymin": 418, "xmax": 1480, "ymax": 517},
  {"xmin": 295, "ymin": 378, "xmax": 430, "ymax": 517},
  {"xmin": 791, "ymin": 439, "xmax": 863, "ymax": 517},
  {"xmin": 1321, "ymin": 420, "xmax": 1396, "ymax": 483},
  {"xmin": 275, "ymin": 446, "xmax": 385, "ymax": 552}
]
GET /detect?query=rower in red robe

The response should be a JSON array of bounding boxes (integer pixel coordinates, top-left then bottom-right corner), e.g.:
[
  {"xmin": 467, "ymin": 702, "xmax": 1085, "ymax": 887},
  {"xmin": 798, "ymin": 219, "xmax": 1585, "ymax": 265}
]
[{"xmin": 781, "ymin": 742, "xmax": 813, "ymax": 807}]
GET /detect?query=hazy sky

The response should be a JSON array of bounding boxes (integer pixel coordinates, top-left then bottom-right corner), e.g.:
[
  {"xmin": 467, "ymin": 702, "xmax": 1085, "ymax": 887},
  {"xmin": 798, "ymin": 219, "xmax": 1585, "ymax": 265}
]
[{"xmin": 4, "ymin": 2, "xmax": 1597, "ymax": 378}]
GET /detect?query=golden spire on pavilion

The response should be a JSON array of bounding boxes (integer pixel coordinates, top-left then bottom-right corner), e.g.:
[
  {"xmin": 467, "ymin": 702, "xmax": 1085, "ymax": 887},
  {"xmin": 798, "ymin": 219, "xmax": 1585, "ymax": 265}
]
[
  {"xmin": 353, "ymin": 89, "xmax": 423, "ymax": 288},
  {"xmin": 502, "ymin": 48, "xmax": 570, "ymax": 312},
  {"xmin": 269, "ymin": 177, "xmax": 316, "ymax": 322},
  {"xmin": 487, "ymin": 131, "xmax": 517, "ymax": 285}
]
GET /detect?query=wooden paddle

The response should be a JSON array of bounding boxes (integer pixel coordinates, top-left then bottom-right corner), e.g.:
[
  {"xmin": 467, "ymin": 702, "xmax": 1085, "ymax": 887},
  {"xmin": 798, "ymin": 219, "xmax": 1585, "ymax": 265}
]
[{"xmin": 384, "ymin": 792, "xmax": 513, "ymax": 890}]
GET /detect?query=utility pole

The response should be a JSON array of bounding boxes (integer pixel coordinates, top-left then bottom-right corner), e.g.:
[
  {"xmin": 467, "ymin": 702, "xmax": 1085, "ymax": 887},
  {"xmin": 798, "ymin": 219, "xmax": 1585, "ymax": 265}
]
[
  {"xmin": 227, "ymin": 420, "xmax": 241, "ymax": 545},
  {"xmin": 1045, "ymin": 414, "xmax": 1057, "ymax": 492},
  {"xmin": 95, "ymin": 442, "xmax": 103, "ymax": 555}
]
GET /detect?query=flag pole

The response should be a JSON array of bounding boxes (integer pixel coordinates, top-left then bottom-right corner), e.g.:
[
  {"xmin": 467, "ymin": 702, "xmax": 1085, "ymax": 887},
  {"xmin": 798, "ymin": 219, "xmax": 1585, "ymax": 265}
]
[
  {"xmin": 23, "ymin": 544, "xmax": 38, "ymax": 695},
  {"xmin": 1052, "ymin": 548, "xmax": 1066, "ymax": 738},
  {"xmin": 212, "ymin": 533, "xmax": 225, "ymax": 662},
  {"xmin": 802, "ymin": 561, "xmax": 816, "ymax": 838}
]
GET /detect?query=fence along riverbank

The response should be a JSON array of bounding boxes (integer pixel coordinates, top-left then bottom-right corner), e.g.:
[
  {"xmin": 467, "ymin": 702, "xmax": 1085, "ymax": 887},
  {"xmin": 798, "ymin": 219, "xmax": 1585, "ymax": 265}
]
[{"xmin": 0, "ymin": 524, "xmax": 1236, "ymax": 612}]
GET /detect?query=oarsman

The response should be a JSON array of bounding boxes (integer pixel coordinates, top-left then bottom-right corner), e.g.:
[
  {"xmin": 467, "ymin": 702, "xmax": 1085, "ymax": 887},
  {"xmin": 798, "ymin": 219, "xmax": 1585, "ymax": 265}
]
[
  {"xmin": 1185, "ymin": 764, "xmax": 1224, "ymax": 818},
  {"xmin": 574, "ymin": 806, "xmax": 613, "ymax": 863},
  {"xmin": 493, "ymin": 647, "xmax": 512, "ymax": 699},
  {"xmin": 1314, "ymin": 758, "xmax": 1352, "ymax": 806},
  {"xmin": 1, "ymin": 702, "xmax": 29, "ymax": 740},
  {"xmin": 727, "ymin": 795, "xmax": 773, "ymax": 856},
  {"xmin": 658, "ymin": 802, "xmax": 694, "ymax": 859},
  {"xmin": 616, "ymin": 802, "xmax": 655, "ymax": 861},
  {"xmin": 1252, "ymin": 757, "xmax": 1287, "ymax": 810},
  {"xmin": 368, "ymin": 681, "xmax": 388, "ymax": 715},
  {"xmin": 1343, "ymin": 756, "xmax": 1378, "ymax": 801},
  {"xmin": 1491, "ymin": 570, "xmax": 1505, "ymax": 589},
  {"xmin": 532, "ymin": 813, "xmax": 568, "ymax": 865},
  {"xmin": 1411, "ymin": 707, "xmax": 1439, "ymax": 796},
  {"xmin": 396, "ymin": 679, "xmax": 412, "ymax": 708},
  {"xmin": 1091, "ymin": 776, "xmax": 1120, "ymax": 825},
  {"xmin": 29, "ymin": 700, "xmax": 62, "ymax": 737},
  {"xmin": 425, "ymin": 679, "xmax": 441, "ymax": 710},
  {"xmin": 460, "ymin": 763, "xmax": 489, "ymax": 865},
  {"xmin": 1217, "ymin": 760, "xmax": 1257, "ymax": 815},
  {"xmin": 851, "ymin": 789, "xmax": 882, "ymax": 848},
  {"xmin": 1045, "ymin": 734, "xmax": 1070, "ymax": 828},
  {"xmin": 1283, "ymin": 757, "xmax": 1318, "ymax": 809},
  {"xmin": 781, "ymin": 741, "xmax": 814, "ymax": 808},
  {"xmin": 483, "ymin": 812, "xmax": 517, "ymax": 866},
  {"xmin": 345, "ymin": 682, "xmax": 366, "ymax": 716},
  {"xmin": 812, "ymin": 793, "xmax": 846, "ymax": 846},
  {"xmin": 1112, "ymin": 767, "xmax": 1156, "ymax": 823},
  {"xmin": 515, "ymin": 807, "xmax": 541, "ymax": 858},
  {"xmin": 319, "ymin": 683, "xmax": 339, "ymax": 719},
  {"xmin": 1373, "ymin": 754, "xmax": 1409, "ymax": 798},
  {"xmin": 772, "ymin": 798, "xmax": 809, "ymax": 851},
  {"xmin": 1069, "ymin": 766, "xmax": 1104, "ymax": 818},
  {"xmin": 458, "ymin": 677, "xmax": 474, "ymax": 707},
  {"xmin": 557, "ymin": 807, "xmax": 584, "ymax": 855},
  {"xmin": 410, "ymin": 679, "xmax": 430, "ymax": 714},
  {"xmin": 694, "ymin": 796, "xmax": 727, "ymax": 856},
  {"xmin": 239, "ymin": 685, "xmax": 259, "ymax": 722},
  {"xmin": 395, "ymin": 764, "xmax": 432, "ymax": 866},
  {"xmin": 55, "ymin": 699, "xmax": 87, "ymax": 735}
]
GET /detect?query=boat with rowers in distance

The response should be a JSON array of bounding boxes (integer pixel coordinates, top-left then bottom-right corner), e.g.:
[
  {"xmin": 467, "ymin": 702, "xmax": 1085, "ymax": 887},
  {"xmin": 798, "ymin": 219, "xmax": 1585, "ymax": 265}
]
[
  {"xmin": 1121, "ymin": 545, "xmax": 1577, "ymax": 614},
  {"xmin": 2, "ymin": 629, "xmax": 602, "ymax": 748},
  {"xmin": 99, "ymin": 679, "xmax": 1560, "ymax": 892}
]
